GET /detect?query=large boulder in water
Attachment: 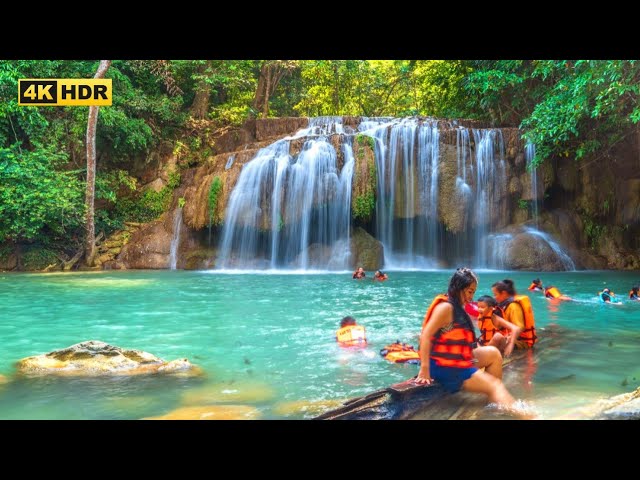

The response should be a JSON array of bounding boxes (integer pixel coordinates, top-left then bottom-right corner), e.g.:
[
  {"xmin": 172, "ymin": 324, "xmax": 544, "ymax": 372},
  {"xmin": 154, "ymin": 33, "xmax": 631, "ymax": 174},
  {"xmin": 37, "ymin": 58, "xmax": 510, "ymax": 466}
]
[
  {"xmin": 350, "ymin": 227, "xmax": 384, "ymax": 270},
  {"xmin": 488, "ymin": 227, "xmax": 575, "ymax": 271},
  {"xmin": 16, "ymin": 341, "xmax": 202, "ymax": 377},
  {"xmin": 505, "ymin": 232, "xmax": 567, "ymax": 271}
]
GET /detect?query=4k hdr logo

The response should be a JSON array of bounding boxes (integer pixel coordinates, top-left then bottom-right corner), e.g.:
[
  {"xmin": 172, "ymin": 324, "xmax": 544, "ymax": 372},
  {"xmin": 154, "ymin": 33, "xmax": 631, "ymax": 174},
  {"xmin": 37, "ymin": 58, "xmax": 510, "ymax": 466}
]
[{"xmin": 18, "ymin": 79, "xmax": 112, "ymax": 106}]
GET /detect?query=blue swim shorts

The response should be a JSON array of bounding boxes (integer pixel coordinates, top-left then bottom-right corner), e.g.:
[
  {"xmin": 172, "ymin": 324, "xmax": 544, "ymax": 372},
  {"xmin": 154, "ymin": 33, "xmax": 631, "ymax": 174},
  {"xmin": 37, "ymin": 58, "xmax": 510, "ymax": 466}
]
[{"xmin": 430, "ymin": 358, "xmax": 478, "ymax": 393}]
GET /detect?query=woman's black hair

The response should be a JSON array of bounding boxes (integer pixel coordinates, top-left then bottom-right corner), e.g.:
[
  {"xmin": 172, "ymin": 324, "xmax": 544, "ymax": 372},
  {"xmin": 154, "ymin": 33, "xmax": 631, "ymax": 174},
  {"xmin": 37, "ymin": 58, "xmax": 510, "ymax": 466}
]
[
  {"xmin": 476, "ymin": 295, "xmax": 497, "ymax": 307},
  {"xmin": 493, "ymin": 279, "xmax": 516, "ymax": 295},
  {"xmin": 533, "ymin": 278, "xmax": 541, "ymax": 284},
  {"xmin": 447, "ymin": 267, "xmax": 478, "ymax": 305}
]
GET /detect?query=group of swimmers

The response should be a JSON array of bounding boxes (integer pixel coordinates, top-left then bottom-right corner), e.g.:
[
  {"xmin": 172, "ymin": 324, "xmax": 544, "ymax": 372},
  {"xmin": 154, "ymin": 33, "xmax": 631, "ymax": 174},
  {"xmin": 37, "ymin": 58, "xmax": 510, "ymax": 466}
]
[
  {"xmin": 337, "ymin": 268, "xmax": 539, "ymax": 416},
  {"xmin": 529, "ymin": 278, "xmax": 640, "ymax": 303},
  {"xmin": 352, "ymin": 267, "xmax": 388, "ymax": 281}
]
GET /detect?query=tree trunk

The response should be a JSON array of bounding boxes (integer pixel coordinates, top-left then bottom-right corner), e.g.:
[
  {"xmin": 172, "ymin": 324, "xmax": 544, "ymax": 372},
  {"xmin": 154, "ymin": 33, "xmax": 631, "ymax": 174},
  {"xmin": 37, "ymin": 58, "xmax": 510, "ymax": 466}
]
[
  {"xmin": 252, "ymin": 61, "xmax": 293, "ymax": 119},
  {"xmin": 190, "ymin": 60, "xmax": 211, "ymax": 119},
  {"xmin": 85, "ymin": 60, "xmax": 111, "ymax": 267},
  {"xmin": 252, "ymin": 64, "xmax": 269, "ymax": 118}
]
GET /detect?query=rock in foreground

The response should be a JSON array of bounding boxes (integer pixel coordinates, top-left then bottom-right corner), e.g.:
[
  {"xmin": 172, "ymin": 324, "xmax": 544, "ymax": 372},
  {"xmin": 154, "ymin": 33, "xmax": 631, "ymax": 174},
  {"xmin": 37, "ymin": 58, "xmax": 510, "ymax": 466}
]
[
  {"xmin": 144, "ymin": 405, "xmax": 260, "ymax": 420},
  {"xmin": 16, "ymin": 341, "xmax": 202, "ymax": 377}
]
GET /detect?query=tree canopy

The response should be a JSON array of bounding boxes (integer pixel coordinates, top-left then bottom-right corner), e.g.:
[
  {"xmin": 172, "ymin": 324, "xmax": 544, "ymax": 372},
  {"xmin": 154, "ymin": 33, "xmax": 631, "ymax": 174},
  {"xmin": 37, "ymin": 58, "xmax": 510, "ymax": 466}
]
[{"xmin": 1, "ymin": 59, "xmax": 638, "ymax": 260}]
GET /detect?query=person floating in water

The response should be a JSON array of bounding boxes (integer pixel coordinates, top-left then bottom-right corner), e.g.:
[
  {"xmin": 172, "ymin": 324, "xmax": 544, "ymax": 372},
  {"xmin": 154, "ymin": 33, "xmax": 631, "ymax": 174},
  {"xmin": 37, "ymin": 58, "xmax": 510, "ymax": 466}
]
[
  {"xmin": 415, "ymin": 268, "xmax": 523, "ymax": 414},
  {"xmin": 336, "ymin": 316, "xmax": 367, "ymax": 347},
  {"xmin": 352, "ymin": 267, "xmax": 366, "ymax": 279},
  {"xmin": 380, "ymin": 341, "xmax": 420, "ymax": 364},
  {"xmin": 629, "ymin": 286, "xmax": 640, "ymax": 301},
  {"xmin": 373, "ymin": 270, "xmax": 388, "ymax": 281},
  {"xmin": 492, "ymin": 279, "xmax": 537, "ymax": 349},
  {"xmin": 528, "ymin": 278, "xmax": 544, "ymax": 292},
  {"xmin": 544, "ymin": 285, "xmax": 573, "ymax": 301},
  {"xmin": 599, "ymin": 288, "xmax": 618, "ymax": 303},
  {"xmin": 476, "ymin": 295, "xmax": 522, "ymax": 357}
]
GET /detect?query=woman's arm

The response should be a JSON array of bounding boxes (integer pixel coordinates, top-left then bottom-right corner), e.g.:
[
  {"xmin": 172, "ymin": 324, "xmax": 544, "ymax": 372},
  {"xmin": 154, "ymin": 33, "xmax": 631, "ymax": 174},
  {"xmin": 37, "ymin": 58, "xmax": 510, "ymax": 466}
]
[{"xmin": 415, "ymin": 302, "xmax": 452, "ymax": 384}]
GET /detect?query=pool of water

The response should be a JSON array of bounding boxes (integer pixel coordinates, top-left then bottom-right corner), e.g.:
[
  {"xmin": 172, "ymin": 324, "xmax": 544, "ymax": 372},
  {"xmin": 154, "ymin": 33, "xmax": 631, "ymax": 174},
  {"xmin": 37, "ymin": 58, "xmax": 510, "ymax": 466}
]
[{"xmin": 0, "ymin": 270, "xmax": 639, "ymax": 419}]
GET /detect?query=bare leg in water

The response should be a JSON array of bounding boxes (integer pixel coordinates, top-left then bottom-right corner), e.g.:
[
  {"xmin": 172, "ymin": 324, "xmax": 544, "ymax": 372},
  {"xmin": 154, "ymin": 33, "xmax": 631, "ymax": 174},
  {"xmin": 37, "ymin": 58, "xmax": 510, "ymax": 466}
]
[{"xmin": 462, "ymin": 370, "xmax": 534, "ymax": 419}]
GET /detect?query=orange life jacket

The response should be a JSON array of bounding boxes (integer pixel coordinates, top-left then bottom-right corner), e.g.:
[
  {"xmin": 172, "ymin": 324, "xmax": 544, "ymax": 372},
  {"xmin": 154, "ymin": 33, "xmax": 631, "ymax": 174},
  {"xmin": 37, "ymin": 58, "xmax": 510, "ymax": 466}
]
[
  {"xmin": 422, "ymin": 294, "xmax": 475, "ymax": 368},
  {"xmin": 477, "ymin": 312, "xmax": 507, "ymax": 345},
  {"xmin": 545, "ymin": 286, "xmax": 561, "ymax": 299},
  {"xmin": 528, "ymin": 283, "xmax": 542, "ymax": 291},
  {"xmin": 379, "ymin": 342, "xmax": 420, "ymax": 363},
  {"xmin": 336, "ymin": 325, "xmax": 367, "ymax": 347},
  {"xmin": 499, "ymin": 295, "xmax": 536, "ymax": 348}
]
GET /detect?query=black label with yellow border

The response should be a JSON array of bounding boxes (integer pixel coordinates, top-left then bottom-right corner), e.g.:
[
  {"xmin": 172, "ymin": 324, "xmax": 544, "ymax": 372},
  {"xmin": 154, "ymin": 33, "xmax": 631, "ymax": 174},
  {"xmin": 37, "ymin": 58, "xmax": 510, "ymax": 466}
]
[{"xmin": 18, "ymin": 79, "xmax": 112, "ymax": 106}]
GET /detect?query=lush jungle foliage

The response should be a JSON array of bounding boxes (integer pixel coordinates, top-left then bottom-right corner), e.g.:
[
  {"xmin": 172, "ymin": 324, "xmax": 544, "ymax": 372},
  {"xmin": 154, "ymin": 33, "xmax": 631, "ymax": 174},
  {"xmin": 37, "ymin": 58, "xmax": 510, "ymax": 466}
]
[{"xmin": 1, "ymin": 60, "xmax": 638, "ymax": 262}]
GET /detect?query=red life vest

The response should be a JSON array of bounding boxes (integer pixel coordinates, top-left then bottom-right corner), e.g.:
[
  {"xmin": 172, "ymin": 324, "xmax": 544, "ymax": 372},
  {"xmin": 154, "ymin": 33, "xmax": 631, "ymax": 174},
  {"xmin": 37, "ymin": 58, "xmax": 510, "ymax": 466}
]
[{"xmin": 422, "ymin": 294, "xmax": 475, "ymax": 368}]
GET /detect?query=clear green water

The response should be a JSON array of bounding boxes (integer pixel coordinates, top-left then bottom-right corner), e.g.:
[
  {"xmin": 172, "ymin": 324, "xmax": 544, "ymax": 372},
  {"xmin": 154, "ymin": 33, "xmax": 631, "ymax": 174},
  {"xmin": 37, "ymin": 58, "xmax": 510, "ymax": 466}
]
[{"xmin": 1, "ymin": 270, "xmax": 639, "ymax": 419}]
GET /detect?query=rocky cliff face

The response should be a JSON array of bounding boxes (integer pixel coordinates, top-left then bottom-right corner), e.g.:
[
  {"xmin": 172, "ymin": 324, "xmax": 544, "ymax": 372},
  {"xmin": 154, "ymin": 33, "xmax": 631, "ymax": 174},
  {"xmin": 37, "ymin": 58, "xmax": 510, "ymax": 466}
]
[{"xmin": 113, "ymin": 118, "xmax": 640, "ymax": 271}]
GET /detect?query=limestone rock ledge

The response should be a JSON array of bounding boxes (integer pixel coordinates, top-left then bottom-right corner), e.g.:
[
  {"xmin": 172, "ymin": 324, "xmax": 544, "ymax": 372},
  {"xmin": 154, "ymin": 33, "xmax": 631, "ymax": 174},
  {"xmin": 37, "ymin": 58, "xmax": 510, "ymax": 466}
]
[{"xmin": 16, "ymin": 340, "xmax": 202, "ymax": 377}]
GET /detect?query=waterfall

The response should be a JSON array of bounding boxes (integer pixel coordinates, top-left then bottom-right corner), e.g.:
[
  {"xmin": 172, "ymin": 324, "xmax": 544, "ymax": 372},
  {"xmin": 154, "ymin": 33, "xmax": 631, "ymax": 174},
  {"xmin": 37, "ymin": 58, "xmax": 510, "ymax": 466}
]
[
  {"xmin": 525, "ymin": 142, "xmax": 539, "ymax": 227},
  {"xmin": 169, "ymin": 207, "xmax": 183, "ymax": 270},
  {"xmin": 470, "ymin": 129, "xmax": 506, "ymax": 267},
  {"xmin": 359, "ymin": 118, "xmax": 441, "ymax": 269},
  {"xmin": 486, "ymin": 233, "xmax": 514, "ymax": 270},
  {"xmin": 216, "ymin": 117, "xmax": 548, "ymax": 271},
  {"xmin": 217, "ymin": 119, "xmax": 353, "ymax": 270},
  {"xmin": 524, "ymin": 227, "xmax": 576, "ymax": 271}
]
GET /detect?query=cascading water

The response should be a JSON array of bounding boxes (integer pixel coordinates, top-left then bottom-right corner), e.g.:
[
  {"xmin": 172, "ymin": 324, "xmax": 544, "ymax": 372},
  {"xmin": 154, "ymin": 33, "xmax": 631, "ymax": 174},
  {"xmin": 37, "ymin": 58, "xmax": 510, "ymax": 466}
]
[
  {"xmin": 525, "ymin": 142, "xmax": 539, "ymax": 227},
  {"xmin": 169, "ymin": 207, "xmax": 182, "ymax": 270},
  {"xmin": 471, "ymin": 129, "xmax": 506, "ymax": 267},
  {"xmin": 216, "ymin": 117, "xmax": 573, "ymax": 271},
  {"xmin": 360, "ymin": 118, "xmax": 441, "ymax": 269},
  {"xmin": 486, "ymin": 233, "xmax": 514, "ymax": 270},
  {"xmin": 217, "ymin": 119, "xmax": 354, "ymax": 270}
]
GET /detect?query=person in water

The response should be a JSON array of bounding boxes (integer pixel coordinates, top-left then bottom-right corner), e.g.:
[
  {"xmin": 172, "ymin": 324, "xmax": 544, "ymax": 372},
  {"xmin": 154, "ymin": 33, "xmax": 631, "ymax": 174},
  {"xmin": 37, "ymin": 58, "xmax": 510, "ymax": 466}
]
[
  {"xmin": 544, "ymin": 285, "xmax": 573, "ymax": 301},
  {"xmin": 600, "ymin": 288, "xmax": 617, "ymax": 303},
  {"xmin": 373, "ymin": 270, "xmax": 388, "ymax": 281},
  {"xmin": 629, "ymin": 286, "xmax": 640, "ymax": 301},
  {"xmin": 475, "ymin": 295, "xmax": 522, "ymax": 357},
  {"xmin": 415, "ymin": 268, "xmax": 520, "ymax": 412},
  {"xmin": 492, "ymin": 279, "xmax": 537, "ymax": 349},
  {"xmin": 528, "ymin": 278, "xmax": 544, "ymax": 292},
  {"xmin": 352, "ymin": 267, "xmax": 366, "ymax": 279},
  {"xmin": 336, "ymin": 316, "xmax": 367, "ymax": 347}
]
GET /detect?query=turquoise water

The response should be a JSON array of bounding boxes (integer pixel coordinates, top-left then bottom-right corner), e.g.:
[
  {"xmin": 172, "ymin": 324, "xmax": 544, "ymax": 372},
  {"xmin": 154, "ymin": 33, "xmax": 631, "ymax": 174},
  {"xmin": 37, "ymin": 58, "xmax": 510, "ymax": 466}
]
[{"xmin": 1, "ymin": 270, "xmax": 639, "ymax": 419}]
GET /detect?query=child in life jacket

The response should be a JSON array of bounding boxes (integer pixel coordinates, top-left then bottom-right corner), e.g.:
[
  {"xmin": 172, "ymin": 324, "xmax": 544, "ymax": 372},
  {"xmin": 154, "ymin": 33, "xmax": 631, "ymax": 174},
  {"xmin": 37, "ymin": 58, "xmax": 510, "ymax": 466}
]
[
  {"xmin": 336, "ymin": 316, "xmax": 367, "ymax": 347},
  {"xmin": 476, "ymin": 295, "xmax": 522, "ymax": 358}
]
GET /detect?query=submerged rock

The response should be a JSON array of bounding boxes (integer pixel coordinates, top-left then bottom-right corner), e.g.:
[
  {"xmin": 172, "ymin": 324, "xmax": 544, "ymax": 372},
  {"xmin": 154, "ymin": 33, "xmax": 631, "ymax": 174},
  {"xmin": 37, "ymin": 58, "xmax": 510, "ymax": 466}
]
[
  {"xmin": 144, "ymin": 404, "xmax": 260, "ymax": 420},
  {"xmin": 16, "ymin": 341, "xmax": 202, "ymax": 377},
  {"xmin": 598, "ymin": 387, "xmax": 640, "ymax": 419},
  {"xmin": 273, "ymin": 398, "xmax": 346, "ymax": 418},
  {"xmin": 181, "ymin": 382, "xmax": 275, "ymax": 405}
]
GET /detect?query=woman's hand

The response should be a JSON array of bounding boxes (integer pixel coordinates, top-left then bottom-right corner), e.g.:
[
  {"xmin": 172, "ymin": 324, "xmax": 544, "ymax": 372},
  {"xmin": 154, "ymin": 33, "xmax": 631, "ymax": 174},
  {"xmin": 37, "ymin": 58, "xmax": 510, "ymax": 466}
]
[{"xmin": 415, "ymin": 369, "xmax": 434, "ymax": 385}]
